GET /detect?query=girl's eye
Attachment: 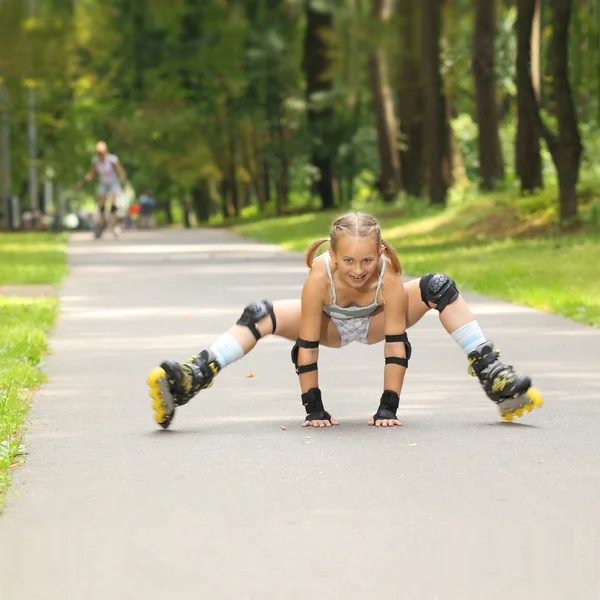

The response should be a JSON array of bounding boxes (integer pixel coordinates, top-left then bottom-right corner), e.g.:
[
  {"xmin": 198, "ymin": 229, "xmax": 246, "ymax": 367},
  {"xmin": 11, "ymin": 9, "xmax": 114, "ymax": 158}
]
[
  {"xmin": 344, "ymin": 258, "xmax": 353, "ymax": 264},
  {"xmin": 363, "ymin": 259, "xmax": 372, "ymax": 264}
]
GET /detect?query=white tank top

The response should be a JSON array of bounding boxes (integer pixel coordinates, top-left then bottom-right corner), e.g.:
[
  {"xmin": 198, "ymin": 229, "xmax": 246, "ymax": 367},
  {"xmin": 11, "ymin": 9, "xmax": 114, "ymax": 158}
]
[{"xmin": 93, "ymin": 154, "xmax": 119, "ymax": 184}]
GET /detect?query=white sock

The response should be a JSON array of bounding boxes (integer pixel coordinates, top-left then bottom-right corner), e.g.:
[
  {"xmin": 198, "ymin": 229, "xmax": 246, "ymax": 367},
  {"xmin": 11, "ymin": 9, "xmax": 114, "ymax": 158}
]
[
  {"xmin": 209, "ymin": 332, "xmax": 245, "ymax": 368},
  {"xmin": 450, "ymin": 320, "xmax": 486, "ymax": 355}
]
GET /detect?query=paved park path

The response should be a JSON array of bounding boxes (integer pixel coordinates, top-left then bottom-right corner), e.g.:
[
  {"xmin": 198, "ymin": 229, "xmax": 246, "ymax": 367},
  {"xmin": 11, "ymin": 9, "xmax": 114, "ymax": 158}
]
[{"xmin": 1, "ymin": 228, "xmax": 599, "ymax": 600}]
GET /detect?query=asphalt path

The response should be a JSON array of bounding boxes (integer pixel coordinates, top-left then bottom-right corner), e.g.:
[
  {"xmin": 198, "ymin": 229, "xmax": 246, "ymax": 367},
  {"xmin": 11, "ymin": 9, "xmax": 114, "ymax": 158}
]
[{"xmin": 1, "ymin": 227, "xmax": 599, "ymax": 600}]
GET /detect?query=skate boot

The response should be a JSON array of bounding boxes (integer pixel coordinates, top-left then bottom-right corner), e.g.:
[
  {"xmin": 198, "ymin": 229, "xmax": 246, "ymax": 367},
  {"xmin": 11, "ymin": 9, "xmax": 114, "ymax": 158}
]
[
  {"xmin": 468, "ymin": 341, "xmax": 543, "ymax": 422},
  {"xmin": 147, "ymin": 349, "xmax": 220, "ymax": 429}
]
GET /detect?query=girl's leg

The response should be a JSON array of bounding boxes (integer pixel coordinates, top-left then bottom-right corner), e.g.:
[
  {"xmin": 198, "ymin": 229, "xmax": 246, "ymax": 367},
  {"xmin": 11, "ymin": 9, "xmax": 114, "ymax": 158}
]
[
  {"xmin": 149, "ymin": 299, "xmax": 303, "ymax": 428},
  {"xmin": 405, "ymin": 276, "xmax": 542, "ymax": 420}
]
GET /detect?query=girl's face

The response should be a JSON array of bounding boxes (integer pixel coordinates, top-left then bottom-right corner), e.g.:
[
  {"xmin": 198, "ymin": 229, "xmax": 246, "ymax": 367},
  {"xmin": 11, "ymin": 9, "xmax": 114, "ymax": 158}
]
[{"xmin": 330, "ymin": 235, "xmax": 382, "ymax": 288}]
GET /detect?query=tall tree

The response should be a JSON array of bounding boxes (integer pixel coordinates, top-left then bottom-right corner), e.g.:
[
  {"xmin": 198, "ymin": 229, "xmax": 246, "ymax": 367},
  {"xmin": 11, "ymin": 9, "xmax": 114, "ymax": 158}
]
[
  {"xmin": 538, "ymin": 0, "xmax": 583, "ymax": 221},
  {"xmin": 368, "ymin": 0, "xmax": 401, "ymax": 202},
  {"xmin": 422, "ymin": 0, "xmax": 450, "ymax": 204},
  {"xmin": 473, "ymin": 0, "xmax": 504, "ymax": 190},
  {"xmin": 516, "ymin": 0, "xmax": 543, "ymax": 192},
  {"xmin": 302, "ymin": 0, "xmax": 335, "ymax": 210},
  {"xmin": 397, "ymin": 0, "xmax": 424, "ymax": 197}
]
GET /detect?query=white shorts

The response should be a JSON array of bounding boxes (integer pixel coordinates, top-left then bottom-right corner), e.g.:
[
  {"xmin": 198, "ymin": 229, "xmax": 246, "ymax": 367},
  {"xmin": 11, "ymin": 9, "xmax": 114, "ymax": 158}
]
[
  {"xmin": 330, "ymin": 316, "xmax": 371, "ymax": 347},
  {"xmin": 98, "ymin": 181, "xmax": 121, "ymax": 197}
]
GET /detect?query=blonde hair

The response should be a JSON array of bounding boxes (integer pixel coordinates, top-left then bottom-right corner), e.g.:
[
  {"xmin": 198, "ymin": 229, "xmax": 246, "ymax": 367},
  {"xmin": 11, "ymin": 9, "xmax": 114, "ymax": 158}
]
[{"xmin": 304, "ymin": 212, "xmax": 402, "ymax": 274}]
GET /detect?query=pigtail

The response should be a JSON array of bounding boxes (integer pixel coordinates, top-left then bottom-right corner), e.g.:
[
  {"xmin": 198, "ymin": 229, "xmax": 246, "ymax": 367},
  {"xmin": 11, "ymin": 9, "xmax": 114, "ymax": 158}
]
[
  {"xmin": 305, "ymin": 238, "xmax": 330, "ymax": 268},
  {"xmin": 381, "ymin": 239, "xmax": 402, "ymax": 275}
]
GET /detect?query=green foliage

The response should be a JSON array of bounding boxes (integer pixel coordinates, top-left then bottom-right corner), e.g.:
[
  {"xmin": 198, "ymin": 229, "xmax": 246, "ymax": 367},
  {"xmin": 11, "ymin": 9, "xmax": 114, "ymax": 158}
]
[{"xmin": 1, "ymin": 0, "xmax": 599, "ymax": 221}]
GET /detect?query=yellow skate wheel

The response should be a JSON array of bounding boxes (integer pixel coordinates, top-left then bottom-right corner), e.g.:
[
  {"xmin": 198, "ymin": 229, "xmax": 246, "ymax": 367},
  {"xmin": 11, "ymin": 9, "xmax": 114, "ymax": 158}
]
[
  {"xmin": 151, "ymin": 393, "xmax": 163, "ymax": 412},
  {"xmin": 527, "ymin": 387, "xmax": 543, "ymax": 408},
  {"xmin": 154, "ymin": 407, "xmax": 166, "ymax": 423},
  {"xmin": 147, "ymin": 367, "xmax": 166, "ymax": 387},
  {"xmin": 501, "ymin": 413, "xmax": 513, "ymax": 422}
]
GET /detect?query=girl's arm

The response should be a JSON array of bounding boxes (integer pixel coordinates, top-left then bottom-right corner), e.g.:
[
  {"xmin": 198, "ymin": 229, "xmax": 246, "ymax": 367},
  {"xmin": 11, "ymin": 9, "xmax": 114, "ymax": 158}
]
[
  {"xmin": 371, "ymin": 271, "xmax": 410, "ymax": 426},
  {"xmin": 295, "ymin": 271, "xmax": 335, "ymax": 426},
  {"xmin": 295, "ymin": 273, "xmax": 325, "ymax": 394}
]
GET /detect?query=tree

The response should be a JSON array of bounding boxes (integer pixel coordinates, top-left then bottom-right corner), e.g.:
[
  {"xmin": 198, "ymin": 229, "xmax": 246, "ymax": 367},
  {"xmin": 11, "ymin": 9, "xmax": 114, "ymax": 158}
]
[
  {"xmin": 516, "ymin": 0, "xmax": 543, "ymax": 192},
  {"xmin": 538, "ymin": 0, "xmax": 583, "ymax": 221},
  {"xmin": 473, "ymin": 0, "xmax": 504, "ymax": 189},
  {"xmin": 397, "ymin": 0, "xmax": 424, "ymax": 197},
  {"xmin": 368, "ymin": 0, "xmax": 401, "ymax": 202},
  {"xmin": 422, "ymin": 0, "xmax": 450, "ymax": 204},
  {"xmin": 302, "ymin": 0, "xmax": 335, "ymax": 210}
]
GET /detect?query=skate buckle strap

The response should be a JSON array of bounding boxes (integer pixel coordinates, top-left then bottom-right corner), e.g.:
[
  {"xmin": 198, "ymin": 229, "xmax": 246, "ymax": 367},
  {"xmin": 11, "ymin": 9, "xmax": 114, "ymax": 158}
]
[
  {"xmin": 470, "ymin": 349, "xmax": 500, "ymax": 374},
  {"xmin": 373, "ymin": 390, "xmax": 400, "ymax": 420}
]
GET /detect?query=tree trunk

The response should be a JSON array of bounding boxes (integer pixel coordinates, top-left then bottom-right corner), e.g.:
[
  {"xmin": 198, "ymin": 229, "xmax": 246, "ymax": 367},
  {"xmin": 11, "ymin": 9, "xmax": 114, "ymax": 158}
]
[
  {"xmin": 531, "ymin": 0, "xmax": 542, "ymax": 101},
  {"xmin": 263, "ymin": 158, "xmax": 271, "ymax": 206},
  {"xmin": 369, "ymin": 0, "xmax": 401, "ymax": 202},
  {"xmin": 398, "ymin": 0, "xmax": 425, "ymax": 197},
  {"xmin": 473, "ymin": 0, "xmax": 505, "ymax": 190},
  {"xmin": 180, "ymin": 195, "xmax": 191, "ymax": 229},
  {"xmin": 191, "ymin": 180, "xmax": 210, "ymax": 223},
  {"xmin": 540, "ymin": 0, "xmax": 582, "ymax": 221},
  {"xmin": 302, "ymin": 1, "xmax": 335, "ymax": 210},
  {"xmin": 516, "ymin": 0, "xmax": 543, "ymax": 192},
  {"xmin": 422, "ymin": 0, "xmax": 449, "ymax": 205},
  {"xmin": 273, "ymin": 118, "xmax": 289, "ymax": 214}
]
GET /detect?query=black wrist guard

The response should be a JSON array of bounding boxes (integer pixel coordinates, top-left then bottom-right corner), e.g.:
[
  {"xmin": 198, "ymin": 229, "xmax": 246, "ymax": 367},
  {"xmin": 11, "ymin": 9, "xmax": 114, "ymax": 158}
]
[
  {"xmin": 301, "ymin": 388, "xmax": 331, "ymax": 422},
  {"xmin": 373, "ymin": 390, "xmax": 400, "ymax": 421}
]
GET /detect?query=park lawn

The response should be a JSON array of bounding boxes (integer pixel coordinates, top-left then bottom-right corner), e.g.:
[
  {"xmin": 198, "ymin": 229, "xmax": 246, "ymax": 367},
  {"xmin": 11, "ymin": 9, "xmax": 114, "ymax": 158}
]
[
  {"xmin": 232, "ymin": 192, "xmax": 600, "ymax": 328},
  {"xmin": 0, "ymin": 232, "xmax": 67, "ymax": 508},
  {"xmin": 0, "ymin": 232, "xmax": 68, "ymax": 284}
]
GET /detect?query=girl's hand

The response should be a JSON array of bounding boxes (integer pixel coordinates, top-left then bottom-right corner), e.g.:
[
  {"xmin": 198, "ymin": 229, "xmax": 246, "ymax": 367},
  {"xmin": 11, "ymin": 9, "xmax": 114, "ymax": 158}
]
[
  {"xmin": 368, "ymin": 416, "xmax": 402, "ymax": 427},
  {"xmin": 302, "ymin": 415, "xmax": 340, "ymax": 428}
]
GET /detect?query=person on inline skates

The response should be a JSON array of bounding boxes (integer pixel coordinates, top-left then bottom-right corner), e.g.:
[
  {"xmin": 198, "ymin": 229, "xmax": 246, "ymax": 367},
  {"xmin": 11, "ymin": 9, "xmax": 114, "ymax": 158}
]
[
  {"xmin": 147, "ymin": 212, "xmax": 542, "ymax": 429},
  {"xmin": 78, "ymin": 141, "xmax": 127, "ymax": 239}
]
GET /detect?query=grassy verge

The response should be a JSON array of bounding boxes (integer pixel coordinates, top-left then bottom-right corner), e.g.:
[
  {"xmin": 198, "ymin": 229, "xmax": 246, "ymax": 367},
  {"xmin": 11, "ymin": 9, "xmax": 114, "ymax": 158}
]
[
  {"xmin": 0, "ymin": 298, "xmax": 59, "ymax": 502},
  {"xmin": 232, "ymin": 189, "xmax": 600, "ymax": 328},
  {"xmin": 0, "ymin": 232, "xmax": 68, "ymax": 284},
  {"xmin": 0, "ymin": 232, "xmax": 67, "ymax": 508}
]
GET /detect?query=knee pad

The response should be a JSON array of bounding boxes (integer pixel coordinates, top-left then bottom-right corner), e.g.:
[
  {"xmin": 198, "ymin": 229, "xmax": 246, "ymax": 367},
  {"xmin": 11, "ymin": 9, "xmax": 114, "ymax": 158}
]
[
  {"xmin": 236, "ymin": 300, "xmax": 277, "ymax": 341},
  {"xmin": 291, "ymin": 338, "xmax": 319, "ymax": 375},
  {"xmin": 419, "ymin": 273, "xmax": 459, "ymax": 313}
]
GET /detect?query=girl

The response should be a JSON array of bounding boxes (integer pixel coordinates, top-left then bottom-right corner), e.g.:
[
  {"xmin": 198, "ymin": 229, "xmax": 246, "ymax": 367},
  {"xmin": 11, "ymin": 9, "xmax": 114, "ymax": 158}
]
[{"xmin": 147, "ymin": 212, "xmax": 542, "ymax": 429}]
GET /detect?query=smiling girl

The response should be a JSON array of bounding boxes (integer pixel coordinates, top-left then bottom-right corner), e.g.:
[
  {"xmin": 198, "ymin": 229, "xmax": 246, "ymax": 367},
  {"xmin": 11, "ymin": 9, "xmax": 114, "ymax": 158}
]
[{"xmin": 148, "ymin": 212, "xmax": 542, "ymax": 429}]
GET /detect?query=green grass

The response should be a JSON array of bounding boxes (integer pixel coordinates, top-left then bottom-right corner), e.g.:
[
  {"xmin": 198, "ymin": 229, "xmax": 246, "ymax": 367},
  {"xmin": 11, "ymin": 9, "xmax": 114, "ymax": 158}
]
[
  {"xmin": 0, "ymin": 232, "xmax": 68, "ymax": 284},
  {"xmin": 0, "ymin": 297, "xmax": 59, "ymax": 506},
  {"xmin": 0, "ymin": 232, "xmax": 67, "ymax": 508},
  {"xmin": 232, "ymin": 189, "xmax": 600, "ymax": 328}
]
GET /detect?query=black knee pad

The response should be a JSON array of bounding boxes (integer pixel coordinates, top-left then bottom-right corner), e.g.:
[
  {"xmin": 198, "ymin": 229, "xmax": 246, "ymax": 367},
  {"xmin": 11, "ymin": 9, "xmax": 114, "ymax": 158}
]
[
  {"xmin": 236, "ymin": 300, "xmax": 277, "ymax": 341},
  {"xmin": 419, "ymin": 273, "xmax": 459, "ymax": 313}
]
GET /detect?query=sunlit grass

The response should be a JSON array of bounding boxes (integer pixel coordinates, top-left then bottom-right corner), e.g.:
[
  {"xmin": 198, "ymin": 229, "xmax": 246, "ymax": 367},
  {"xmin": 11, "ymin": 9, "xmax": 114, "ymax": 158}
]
[
  {"xmin": 0, "ymin": 232, "xmax": 67, "ymax": 508},
  {"xmin": 0, "ymin": 232, "xmax": 68, "ymax": 285},
  {"xmin": 0, "ymin": 297, "xmax": 59, "ymax": 507}
]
